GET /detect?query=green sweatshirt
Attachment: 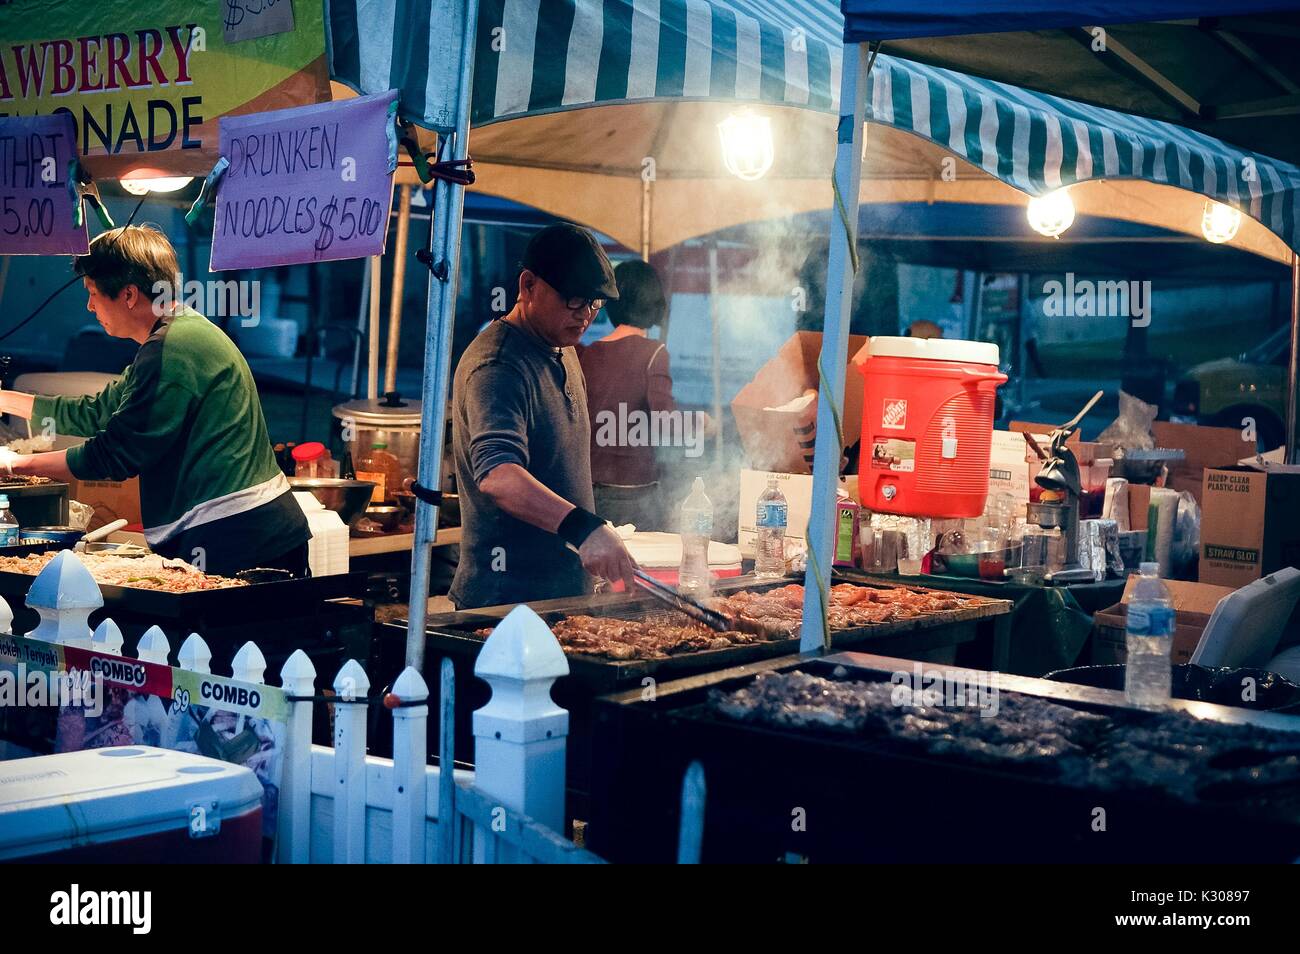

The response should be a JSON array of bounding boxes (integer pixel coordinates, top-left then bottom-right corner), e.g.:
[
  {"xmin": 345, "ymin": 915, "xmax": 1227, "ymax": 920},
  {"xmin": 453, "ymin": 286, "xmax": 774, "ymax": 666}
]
[{"xmin": 32, "ymin": 308, "xmax": 306, "ymax": 558}]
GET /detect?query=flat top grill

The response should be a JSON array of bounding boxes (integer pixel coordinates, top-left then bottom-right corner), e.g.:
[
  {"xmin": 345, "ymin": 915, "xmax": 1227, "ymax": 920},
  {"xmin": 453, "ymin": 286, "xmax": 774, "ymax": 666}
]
[{"xmin": 395, "ymin": 576, "xmax": 1011, "ymax": 692}]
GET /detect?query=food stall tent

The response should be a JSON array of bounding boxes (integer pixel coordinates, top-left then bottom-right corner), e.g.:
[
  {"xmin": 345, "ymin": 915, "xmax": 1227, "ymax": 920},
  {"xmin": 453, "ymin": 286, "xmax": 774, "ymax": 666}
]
[{"xmin": 324, "ymin": 0, "xmax": 1300, "ymax": 664}]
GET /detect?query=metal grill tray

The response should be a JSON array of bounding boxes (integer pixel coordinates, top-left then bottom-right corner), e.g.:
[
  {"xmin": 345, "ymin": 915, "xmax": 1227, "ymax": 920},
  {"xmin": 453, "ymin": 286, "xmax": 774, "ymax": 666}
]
[
  {"xmin": 0, "ymin": 565, "xmax": 368, "ymax": 622},
  {"xmin": 402, "ymin": 576, "xmax": 1011, "ymax": 693},
  {"xmin": 588, "ymin": 651, "xmax": 1300, "ymax": 863}
]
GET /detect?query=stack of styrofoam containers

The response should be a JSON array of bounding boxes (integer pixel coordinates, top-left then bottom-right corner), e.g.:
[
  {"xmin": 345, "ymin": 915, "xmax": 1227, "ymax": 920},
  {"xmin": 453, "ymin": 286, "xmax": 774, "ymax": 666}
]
[{"xmin": 294, "ymin": 491, "xmax": 349, "ymax": 576}]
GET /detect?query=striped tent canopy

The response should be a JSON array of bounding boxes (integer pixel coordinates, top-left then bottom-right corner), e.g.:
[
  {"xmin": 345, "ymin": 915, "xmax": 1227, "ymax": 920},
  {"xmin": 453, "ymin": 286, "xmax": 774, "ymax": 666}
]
[{"xmin": 326, "ymin": 0, "xmax": 1300, "ymax": 254}]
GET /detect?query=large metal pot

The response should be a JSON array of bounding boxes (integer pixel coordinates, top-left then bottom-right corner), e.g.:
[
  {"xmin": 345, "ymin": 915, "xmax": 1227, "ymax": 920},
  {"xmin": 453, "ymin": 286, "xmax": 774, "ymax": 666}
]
[{"xmin": 332, "ymin": 392, "xmax": 421, "ymax": 491}]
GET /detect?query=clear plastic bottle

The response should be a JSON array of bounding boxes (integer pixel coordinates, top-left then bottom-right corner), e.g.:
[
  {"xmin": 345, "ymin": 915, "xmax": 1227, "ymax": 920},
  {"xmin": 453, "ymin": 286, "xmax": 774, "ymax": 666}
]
[
  {"xmin": 678, "ymin": 476, "xmax": 713, "ymax": 598},
  {"xmin": 0, "ymin": 495, "xmax": 17, "ymax": 547},
  {"xmin": 1124, "ymin": 562, "xmax": 1175, "ymax": 709},
  {"xmin": 754, "ymin": 476, "xmax": 788, "ymax": 579}
]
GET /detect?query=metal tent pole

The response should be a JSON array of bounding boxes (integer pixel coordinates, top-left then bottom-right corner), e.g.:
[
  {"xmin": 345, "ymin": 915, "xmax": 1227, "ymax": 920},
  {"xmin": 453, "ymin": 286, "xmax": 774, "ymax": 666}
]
[
  {"xmin": 384, "ymin": 184, "xmax": 414, "ymax": 394},
  {"xmin": 368, "ymin": 256, "xmax": 381, "ymax": 400},
  {"xmin": 799, "ymin": 42, "xmax": 871, "ymax": 653},
  {"xmin": 1288, "ymin": 253, "xmax": 1299, "ymax": 462},
  {"xmin": 406, "ymin": 1, "xmax": 479, "ymax": 670}
]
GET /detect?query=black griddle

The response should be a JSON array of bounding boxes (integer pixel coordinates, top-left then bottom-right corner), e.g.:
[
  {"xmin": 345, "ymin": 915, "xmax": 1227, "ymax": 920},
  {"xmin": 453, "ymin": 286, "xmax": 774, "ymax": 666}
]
[
  {"xmin": 0, "ymin": 563, "xmax": 365, "ymax": 621},
  {"xmin": 370, "ymin": 576, "xmax": 1012, "ymax": 817},
  {"xmin": 588, "ymin": 651, "xmax": 1300, "ymax": 863}
]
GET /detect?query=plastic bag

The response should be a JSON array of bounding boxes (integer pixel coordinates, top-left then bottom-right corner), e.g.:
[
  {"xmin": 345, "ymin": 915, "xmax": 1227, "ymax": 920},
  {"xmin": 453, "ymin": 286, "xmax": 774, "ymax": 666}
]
[
  {"xmin": 1097, "ymin": 390, "xmax": 1157, "ymax": 450},
  {"xmin": 67, "ymin": 500, "xmax": 93, "ymax": 531},
  {"xmin": 1172, "ymin": 490, "xmax": 1201, "ymax": 570}
]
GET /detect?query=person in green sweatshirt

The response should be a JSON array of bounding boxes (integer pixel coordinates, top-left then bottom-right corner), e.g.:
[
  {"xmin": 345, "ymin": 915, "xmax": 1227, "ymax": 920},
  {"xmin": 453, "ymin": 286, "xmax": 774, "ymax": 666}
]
[{"xmin": 0, "ymin": 225, "xmax": 309, "ymax": 577}]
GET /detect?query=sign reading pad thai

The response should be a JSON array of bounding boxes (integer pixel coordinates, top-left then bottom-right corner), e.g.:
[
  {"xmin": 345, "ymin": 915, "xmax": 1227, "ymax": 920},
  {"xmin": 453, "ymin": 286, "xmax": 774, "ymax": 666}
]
[
  {"xmin": 0, "ymin": 113, "xmax": 88, "ymax": 255},
  {"xmin": 210, "ymin": 90, "xmax": 397, "ymax": 269}
]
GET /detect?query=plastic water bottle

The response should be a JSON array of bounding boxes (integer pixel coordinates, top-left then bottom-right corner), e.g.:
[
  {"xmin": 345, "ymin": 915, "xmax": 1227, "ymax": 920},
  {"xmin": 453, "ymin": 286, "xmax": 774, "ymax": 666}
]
[
  {"xmin": 754, "ymin": 476, "xmax": 788, "ymax": 579},
  {"xmin": 0, "ymin": 495, "xmax": 17, "ymax": 548},
  {"xmin": 679, "ymin": 477, "xmax": 713, "ymax": 598},
  {"xmin": 1125, "ymin": 562, "xmax": 1175, "ymax": 709}
]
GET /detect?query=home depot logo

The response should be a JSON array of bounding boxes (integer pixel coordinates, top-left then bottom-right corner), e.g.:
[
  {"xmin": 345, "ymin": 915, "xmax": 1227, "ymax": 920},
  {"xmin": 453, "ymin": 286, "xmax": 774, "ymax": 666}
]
[{"xmin": 882, "ymin": 398, "xmax": 907, "ymax": 430}]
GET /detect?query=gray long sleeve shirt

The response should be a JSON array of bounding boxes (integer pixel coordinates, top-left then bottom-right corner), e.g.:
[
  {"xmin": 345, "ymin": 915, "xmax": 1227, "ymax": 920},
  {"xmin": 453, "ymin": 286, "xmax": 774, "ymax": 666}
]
[{"xmin": 449, "ymin": 319, "xmax": 594, "ymax": 609}]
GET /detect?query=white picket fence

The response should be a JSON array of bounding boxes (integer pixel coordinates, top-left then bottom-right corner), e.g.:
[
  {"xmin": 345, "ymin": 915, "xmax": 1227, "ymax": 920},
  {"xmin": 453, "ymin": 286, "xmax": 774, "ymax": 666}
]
[{"xmin": 3, "ymin": 551, "xmax": 708, "ymax": 864}]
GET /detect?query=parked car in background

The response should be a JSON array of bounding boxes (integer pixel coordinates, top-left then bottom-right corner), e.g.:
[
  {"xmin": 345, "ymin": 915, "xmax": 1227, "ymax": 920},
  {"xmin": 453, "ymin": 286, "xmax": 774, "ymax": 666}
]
[{"xmin": 1172, "ymin": 325, "xmax": 1290, "ymax": 451}]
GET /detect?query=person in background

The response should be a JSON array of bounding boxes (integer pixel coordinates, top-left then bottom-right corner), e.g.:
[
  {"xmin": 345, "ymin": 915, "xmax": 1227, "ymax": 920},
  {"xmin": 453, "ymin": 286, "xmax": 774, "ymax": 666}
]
[
  {"xmin": 449, "ymin": 223, "xmax": 638, "ymax": 609},
  {"xmin": 0, "ymin": 225, "xmax": 309, "ymax": 576},
  {"xmin": 579, "ymin": 260, "xmax": 708, "ymax": 531},
  {"xmin": 906, "ymin": 319, "xmax": 944, "ymax": 339}
]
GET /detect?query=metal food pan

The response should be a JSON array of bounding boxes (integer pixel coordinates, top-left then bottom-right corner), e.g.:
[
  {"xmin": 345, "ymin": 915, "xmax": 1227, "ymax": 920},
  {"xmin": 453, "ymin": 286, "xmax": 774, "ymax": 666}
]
[
  {"xmin": 588, "ymin": 651, "xmax": 1300, "ymax": 863},
  {"xmin": 0, "ymin": 568, "xmax": 368, "ymax": 624},
  {"xmin": 410, "ymin": 575, "xmax": 1011, "ymax": 692}
]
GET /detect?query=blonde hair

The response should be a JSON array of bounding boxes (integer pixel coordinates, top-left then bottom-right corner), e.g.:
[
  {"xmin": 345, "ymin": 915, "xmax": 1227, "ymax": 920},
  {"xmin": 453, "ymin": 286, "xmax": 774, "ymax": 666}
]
[{"xmin": 72, "ymin": 224, "xmax": 180, "ymax": 301}]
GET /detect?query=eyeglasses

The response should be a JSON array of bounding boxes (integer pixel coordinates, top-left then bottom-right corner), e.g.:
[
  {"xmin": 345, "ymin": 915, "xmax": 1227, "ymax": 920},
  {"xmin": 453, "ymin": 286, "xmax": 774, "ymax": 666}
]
[{"xmin": 564, "ymin": 297, "xmax": 606, "ymax": 314}]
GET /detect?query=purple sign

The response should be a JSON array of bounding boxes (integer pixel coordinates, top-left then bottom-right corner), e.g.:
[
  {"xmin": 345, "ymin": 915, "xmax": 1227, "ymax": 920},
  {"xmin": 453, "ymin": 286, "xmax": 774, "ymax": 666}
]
[
  {"xmin": 210, "ymin": 89, "xmax": 397, "ymax": 270},
  {"xmin": 0, "ymin": 113, "xmax": 89, "ymax": 256}
]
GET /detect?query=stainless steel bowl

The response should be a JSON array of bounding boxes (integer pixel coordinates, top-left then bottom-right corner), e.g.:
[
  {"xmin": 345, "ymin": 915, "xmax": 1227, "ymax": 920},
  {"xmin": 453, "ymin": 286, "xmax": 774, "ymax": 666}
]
[
  {"xmin": 363, "ymin": 505, "xmax": 404, "ymax": 532},
  {"xmin": 289, "ymin": 477, "xmax": 377, "ymax": 526}
]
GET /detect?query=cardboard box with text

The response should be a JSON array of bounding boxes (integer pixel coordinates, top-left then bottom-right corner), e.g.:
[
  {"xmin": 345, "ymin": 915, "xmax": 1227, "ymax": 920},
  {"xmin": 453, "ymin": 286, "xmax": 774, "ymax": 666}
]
[{"xmin": 1200, "ymin": 467, "xmax": 1300, "ymax": 588}]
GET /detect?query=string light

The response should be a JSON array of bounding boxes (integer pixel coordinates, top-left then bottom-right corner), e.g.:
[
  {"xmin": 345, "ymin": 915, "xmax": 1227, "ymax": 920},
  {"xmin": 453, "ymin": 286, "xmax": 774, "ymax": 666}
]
[
  {"xmin": 1027, "ymin": 189, "xmax": 1075, "ymax": 238},
  {"xmin": 1201, "ymin": 200, "xmax": 1242, "ymax": 244},
  {"xmin": 717, "ymin": 110, "xmax": 774, "ymax": 181}
]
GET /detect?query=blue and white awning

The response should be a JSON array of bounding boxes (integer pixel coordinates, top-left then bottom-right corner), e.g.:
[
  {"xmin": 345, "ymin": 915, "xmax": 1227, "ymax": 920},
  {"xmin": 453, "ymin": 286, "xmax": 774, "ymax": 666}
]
[{"xmin": 326, "ymin": 0, "xmax": 1300, "ymax": 253}]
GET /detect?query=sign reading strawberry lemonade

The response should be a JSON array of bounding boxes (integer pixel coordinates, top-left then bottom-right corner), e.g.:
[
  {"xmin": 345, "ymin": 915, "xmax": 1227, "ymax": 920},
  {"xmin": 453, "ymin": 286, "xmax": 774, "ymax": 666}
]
[{"xmin": 0, "ymin": 0, "xmax": 328, "ymax": 177}]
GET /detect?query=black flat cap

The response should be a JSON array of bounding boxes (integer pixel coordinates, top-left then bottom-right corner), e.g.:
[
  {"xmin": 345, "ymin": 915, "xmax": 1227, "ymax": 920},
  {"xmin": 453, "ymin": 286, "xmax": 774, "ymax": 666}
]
[{"xmin": 522, "ymin": 223, "xmax": 619, "ymax": 301}]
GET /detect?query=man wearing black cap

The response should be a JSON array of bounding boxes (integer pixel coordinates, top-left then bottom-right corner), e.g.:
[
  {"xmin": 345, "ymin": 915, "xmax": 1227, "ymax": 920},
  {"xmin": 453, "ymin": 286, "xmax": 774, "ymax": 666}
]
[{"xmin": 449, "ymin": 222, "xmax": 639, "ymax": 609}]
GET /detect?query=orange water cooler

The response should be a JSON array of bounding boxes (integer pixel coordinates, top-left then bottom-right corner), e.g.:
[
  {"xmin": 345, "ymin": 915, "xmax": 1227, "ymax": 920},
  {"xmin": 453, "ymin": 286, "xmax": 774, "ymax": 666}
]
[{"xmin": 856, "ymin": 337, "xmax": 1006, "ymax": 518}]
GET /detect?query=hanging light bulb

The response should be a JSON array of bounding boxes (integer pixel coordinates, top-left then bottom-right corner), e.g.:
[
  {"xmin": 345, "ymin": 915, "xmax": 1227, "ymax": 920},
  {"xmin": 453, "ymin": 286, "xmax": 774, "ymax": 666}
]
[
  {"xmin": 119, "ymin": 173, "xmax": 194, "ymax": 195},
  {"xmin": 1026, "ymin": 189, "xmax": 1075, "ymax": 238},
  {"xmin": 717, "ymin": 109, "xmax": 774, "ymax": 181},
  {"xmin": 1201, "ymin": 200, "xmax": 1241, "ymax": 244}
]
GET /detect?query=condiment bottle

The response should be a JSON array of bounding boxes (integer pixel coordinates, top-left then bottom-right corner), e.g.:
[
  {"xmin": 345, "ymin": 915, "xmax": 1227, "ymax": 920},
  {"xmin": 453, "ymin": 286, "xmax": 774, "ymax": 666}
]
[
  {"xmin": 355, "ymin": 442, "xmax": 402, "ymax": 504},
  {"xmin": 291, "ymin": 441, "xmax": 337, "ymax": 479}
]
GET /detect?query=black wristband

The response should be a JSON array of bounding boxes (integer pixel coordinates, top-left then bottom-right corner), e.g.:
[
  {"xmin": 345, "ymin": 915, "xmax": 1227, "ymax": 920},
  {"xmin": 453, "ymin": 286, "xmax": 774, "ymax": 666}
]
[{"xmin": 557, "ymin": 507, "xmax": 605, "ymax": 548}]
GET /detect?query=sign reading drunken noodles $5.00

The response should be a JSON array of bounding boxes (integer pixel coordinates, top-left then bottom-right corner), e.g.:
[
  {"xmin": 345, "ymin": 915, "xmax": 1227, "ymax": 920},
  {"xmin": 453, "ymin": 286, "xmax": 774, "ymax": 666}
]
[{"xmin": 209, "ymin": 90, "xmax": 398, "ymax": 269}]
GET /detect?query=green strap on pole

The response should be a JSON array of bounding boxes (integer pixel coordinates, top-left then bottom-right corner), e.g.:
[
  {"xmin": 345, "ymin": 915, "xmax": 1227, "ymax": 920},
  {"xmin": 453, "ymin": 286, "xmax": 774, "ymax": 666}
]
[
  {"xmin": 400, "ymin": 121, "xmax": 433, "ymax": 184},
  {"xmin": 67, "ymin": 160, "xmax": 84, "ymax": 229}
]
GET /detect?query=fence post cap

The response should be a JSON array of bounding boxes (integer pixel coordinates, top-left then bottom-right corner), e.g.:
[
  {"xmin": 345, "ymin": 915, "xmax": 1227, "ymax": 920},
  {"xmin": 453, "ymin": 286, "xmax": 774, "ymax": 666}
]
[
  {"xmin": 0, "ymin": 595, "xmax": 12, "ymax": 633},
  {"xmin": 391, "ymin": 665, "xmax": 429, "ymax": 702},
  {"xmin": 91, "ymin": 617, "xmax": 123, "ymax": 645},
  {"xmin": 27, "ymin": 551, "xmax": 103, "ymax": 611},
  {"xmin": 475, "ymin": 604, "xmax": 569, "ymax": 683},
  {"xmin": 333, "ymin": 657, "xmax": 371, "ymax": 698},
  {"xmin": 232, "ymin": 639, "xmax": 266, "ymax": 670},
  {"xmin": 178, "ymin": 632, "xmax": 212, "ymax": 668},
  {"xmin": 280, "ymin": 648, "xmax": 317, "ymax": 686},
  {"xmin": 137, "ymin": 625, "xmax": 170, "ymax": 657}
]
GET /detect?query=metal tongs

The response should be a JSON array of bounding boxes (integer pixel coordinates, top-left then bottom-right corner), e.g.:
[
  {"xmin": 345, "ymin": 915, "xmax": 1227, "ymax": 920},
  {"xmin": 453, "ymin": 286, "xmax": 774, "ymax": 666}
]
[
  {"xmin": 631, "ymin": 569, "xmax": 734, "ymax": 631},
  {"xmin": 632, "ymin": 569, "xmax": 786, "ymax": 639}
]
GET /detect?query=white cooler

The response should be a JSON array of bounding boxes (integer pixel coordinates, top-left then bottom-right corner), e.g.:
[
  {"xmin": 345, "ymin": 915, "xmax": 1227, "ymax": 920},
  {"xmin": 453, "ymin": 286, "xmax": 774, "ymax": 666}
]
[{"xmin": 0, "ymin": 746, "xmax": 263, "ymax": 863}]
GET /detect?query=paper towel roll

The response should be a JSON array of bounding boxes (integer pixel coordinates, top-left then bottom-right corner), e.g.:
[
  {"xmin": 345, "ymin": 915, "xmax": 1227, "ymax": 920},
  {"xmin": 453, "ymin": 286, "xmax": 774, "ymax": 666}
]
[
  {"xmin": 1146, "ymin": 487, "xmax": 1180, "ymax": 577},
  {"xmin": 1102, "ymin": 477, "xmax": 1130, "ymax": 531}
]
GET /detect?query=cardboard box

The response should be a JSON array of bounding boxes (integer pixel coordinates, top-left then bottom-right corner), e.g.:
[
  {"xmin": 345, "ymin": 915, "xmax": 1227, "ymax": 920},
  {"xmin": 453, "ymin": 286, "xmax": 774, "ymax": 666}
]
[
  {"xmin": 737, "ymin": 469, "xmax": 858, "ymax": 558},
  {"xmin": 730, "ymin": 331, "xmax": 868, "ymax": 474},
  {"xmin": 1152, "ymin": 421, "xmax": 1251, "ymax": 506},
  {"xmin": 1199, "ymin": 467, "xmax": 1300, "ymax": 588},
  {"xmin": 988, "ymin": 429, "xmax": 1031, "ymax": 502},
  {"xmin": 1092, "ymin": 576, "xmax": 1235, "ymax": 666},
  {"xmin": 1128, "ymin": 484, "xmax": 1152, "ymax": 531},
  {"xmin": 67, "ymin": 477, "xmax": 142, "ymax": 531}
]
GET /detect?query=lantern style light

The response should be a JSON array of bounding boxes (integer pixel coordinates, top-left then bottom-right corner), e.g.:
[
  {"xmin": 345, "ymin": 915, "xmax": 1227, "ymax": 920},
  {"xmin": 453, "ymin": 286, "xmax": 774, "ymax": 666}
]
[
  {"xmin": 1201, "ymin": 200, "xmax": 1242, "ymax": 244},
  {"xmin": 717, "ymin": 110, "xmax": 774, "ymax": 181},
  {"xmin": 1026, "ymin": 189, "xmax": 1075, "ymax": 238},
  {"xmin": 120, "ymin": 173, "xmax": 194, "ymax": 195}
]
